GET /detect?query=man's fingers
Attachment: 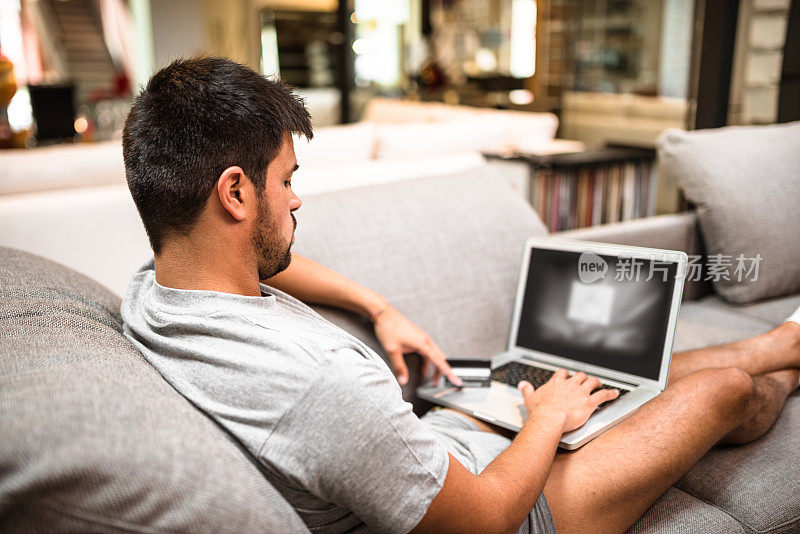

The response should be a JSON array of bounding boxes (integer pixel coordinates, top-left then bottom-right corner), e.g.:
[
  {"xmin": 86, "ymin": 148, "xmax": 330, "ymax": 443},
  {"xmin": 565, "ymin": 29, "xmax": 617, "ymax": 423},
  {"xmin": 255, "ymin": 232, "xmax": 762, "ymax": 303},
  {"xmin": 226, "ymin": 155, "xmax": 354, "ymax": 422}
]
[
  {"xmin": 570, "ymin": 371, "xmax": 588, "ymax": 384},
  {"xmin": 517, "ymin": 380, "xmax": 535, "ymax": 397},
  {"xmin": 414, "ymin": 340, "xmax": 462, "ymax": 387},
  {"xmin": 590, "ymin": 388, "xmax": 619, "ymax": 405},
  {"xmin": 583, "ymin": 377, "xmax": 603, "ymax": 392},
  {"xmin": 389, "ymin": 351, "xmax": 409, "ymax": 385},
  {"xmin": 435, "ymin": 360, "xmax": 462, "ymax": 387},
  {"xmin": 552, "ymin": 369, "xmax": 569, "ymax": 380},
  {"xmin": 432, "ymin": 368, "xmax": 443, "ymax": 386}
]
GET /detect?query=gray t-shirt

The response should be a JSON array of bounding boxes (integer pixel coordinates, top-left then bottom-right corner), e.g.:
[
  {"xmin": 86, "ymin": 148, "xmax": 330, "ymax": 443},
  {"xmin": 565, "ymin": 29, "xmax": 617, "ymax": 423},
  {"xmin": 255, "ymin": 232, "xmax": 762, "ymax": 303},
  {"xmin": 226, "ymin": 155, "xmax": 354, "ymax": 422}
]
[{"xmin": 121, "ymin": 260, "xmax": 449, "ymax": 533}]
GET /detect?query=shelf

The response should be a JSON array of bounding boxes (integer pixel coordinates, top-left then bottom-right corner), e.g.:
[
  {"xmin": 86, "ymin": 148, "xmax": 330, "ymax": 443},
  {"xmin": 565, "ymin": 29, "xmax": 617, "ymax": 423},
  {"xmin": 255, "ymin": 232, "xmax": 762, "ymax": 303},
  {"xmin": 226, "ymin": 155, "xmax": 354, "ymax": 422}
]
[{"xmin": 494, "ymin": 146, "xmax": 655, "ymax": 168}]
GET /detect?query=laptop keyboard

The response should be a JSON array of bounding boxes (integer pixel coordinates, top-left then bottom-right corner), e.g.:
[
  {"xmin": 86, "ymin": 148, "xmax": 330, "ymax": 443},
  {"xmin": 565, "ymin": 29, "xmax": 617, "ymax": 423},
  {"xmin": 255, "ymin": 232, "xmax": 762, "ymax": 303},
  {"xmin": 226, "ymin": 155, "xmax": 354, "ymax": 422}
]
[{"xmin": 491, "ymin": 361, "xmax": 631, "ymax": 409}]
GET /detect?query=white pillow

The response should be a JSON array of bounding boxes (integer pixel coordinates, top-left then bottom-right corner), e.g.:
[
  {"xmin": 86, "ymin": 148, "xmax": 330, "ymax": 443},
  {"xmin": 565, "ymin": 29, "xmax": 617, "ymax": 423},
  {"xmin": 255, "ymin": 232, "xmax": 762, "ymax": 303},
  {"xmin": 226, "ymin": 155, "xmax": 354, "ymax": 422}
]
[
  {"xmin": 499, "ymin": 111, "xmax": 559, "ymax": 153},
  {"xmin": 0, "ymin": 140, "xmax": 126, "ymax": 195},
  {"xmin": 374, "ymin": 118, "xmax": 509, "ymax": 159},
  {"xmin": 362, "ymin": 98, "xmax": 447, "ymax": 123},
  {"xmin": 292, "ymin": 151, "xmax": 486, "ymax": 196},
  {"xmin": 293, "ymin": 122, "xmax": 377, "ymax": 167}
]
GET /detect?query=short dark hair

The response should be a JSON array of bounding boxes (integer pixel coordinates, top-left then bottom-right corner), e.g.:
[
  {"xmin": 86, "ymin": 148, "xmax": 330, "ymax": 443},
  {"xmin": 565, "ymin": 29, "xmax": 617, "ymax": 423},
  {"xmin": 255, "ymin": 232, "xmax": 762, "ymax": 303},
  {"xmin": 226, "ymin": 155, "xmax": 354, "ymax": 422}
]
[{"xmin": 122, "ymin": 56, "xmax": 312, "ymax": 254}]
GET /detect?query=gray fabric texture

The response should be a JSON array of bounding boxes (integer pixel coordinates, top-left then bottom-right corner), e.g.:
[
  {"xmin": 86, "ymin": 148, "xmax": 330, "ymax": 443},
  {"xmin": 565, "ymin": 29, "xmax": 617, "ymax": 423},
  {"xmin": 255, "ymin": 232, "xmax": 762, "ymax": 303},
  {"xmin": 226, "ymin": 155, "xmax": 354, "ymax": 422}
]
[
  {"xmin": 724, "ymin": 293, "xmax": 800, "ymax": 326},
  {"xmin": 675, "ymin": 394, "xmax": 800, "ymax": 534},
  {"xmin": 628, "ymin": 487, "xmax": 745, "ymax": 534},
  {"xmin": 0, "ymin": 247, "xmax": 309, "ymax": 533},
  {"xmin": 658, "ymin": 122, "xmax": 800, "ymax": 303},
  {"xmin": 672, "ymin": 295, "xmax": 774, "ymax": 352},
  {"xmin": 421, "ymin": 409, "xmax": 557, "ymax": 534},
  {"xmin": 293, "ymin": 166, "xmax": 549, "ymax": 361},
  {"xmin": 671, "ymin": 293, "xmax": 800, "ymax": 353},
  {"xmin": 121, "ymin": 260, "xmax": 450, "ymax": 534}
]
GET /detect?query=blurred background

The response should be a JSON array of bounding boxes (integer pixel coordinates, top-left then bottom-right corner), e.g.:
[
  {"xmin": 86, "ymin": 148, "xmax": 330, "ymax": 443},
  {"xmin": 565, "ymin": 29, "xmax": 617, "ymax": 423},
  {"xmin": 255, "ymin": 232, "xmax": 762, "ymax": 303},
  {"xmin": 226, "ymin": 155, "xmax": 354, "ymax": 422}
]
[
  {"xmin": 0, "ymin": 0, "xmax": 798, "ymax": 307},
  {"xmin": 1, "ymin": 0, "xmax": 797, "ymax": 145},
  {"xmin": 0, "ymin": 0, "xmax": 797, "ymax": 255}
]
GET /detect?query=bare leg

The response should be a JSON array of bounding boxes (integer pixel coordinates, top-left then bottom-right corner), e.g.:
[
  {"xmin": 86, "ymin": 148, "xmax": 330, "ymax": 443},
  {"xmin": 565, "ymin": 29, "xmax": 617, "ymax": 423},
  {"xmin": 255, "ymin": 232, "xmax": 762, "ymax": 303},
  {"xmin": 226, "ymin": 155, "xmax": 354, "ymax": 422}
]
[
  {"xmin": 442, "ymin": 323, "xmax": 800, "ymax": 441},
  {"xmin": 669, "ymin": 322, "xmax": 800, "ymax": 383},
  {"xmin": 721, "ymin": 368, "xmax": 798, "ymax": 444},
  {"xmin": 543, "ymin": 367, "xmax": 795, "ymax": 534}
]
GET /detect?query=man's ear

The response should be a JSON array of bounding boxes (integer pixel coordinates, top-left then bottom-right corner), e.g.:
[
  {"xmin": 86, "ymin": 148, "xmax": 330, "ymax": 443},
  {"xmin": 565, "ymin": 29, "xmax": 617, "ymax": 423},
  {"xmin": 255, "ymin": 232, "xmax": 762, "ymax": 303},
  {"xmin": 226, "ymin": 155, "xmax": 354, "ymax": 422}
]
[{"xmin": 216, "ymin": 166, "xmax": 251, "ymax": 221}]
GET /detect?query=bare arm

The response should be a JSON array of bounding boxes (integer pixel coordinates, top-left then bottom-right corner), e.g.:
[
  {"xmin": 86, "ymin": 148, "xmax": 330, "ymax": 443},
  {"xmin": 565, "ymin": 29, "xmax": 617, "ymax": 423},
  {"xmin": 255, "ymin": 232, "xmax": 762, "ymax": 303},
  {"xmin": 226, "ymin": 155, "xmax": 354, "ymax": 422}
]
[{"xmin": 413, "ymin": 371, "xmax": 619, "ymax": 534}]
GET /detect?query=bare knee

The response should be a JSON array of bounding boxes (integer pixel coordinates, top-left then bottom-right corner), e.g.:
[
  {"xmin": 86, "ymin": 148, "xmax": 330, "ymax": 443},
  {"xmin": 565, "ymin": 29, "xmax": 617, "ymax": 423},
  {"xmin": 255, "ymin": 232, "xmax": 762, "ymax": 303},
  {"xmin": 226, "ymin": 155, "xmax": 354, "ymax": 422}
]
[{"xmin": 712, "ymin": 366, "xmax": 755, "ymax": 413}]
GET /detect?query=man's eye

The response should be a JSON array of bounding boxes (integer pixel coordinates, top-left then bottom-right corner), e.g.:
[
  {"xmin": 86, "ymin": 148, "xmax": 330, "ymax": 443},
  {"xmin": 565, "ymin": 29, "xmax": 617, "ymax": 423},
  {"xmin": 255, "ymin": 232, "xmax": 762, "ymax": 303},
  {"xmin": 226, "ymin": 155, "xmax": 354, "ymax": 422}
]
[{"xmin": 284, "ymin": 180, "xmax": 291, "ymax": 187}]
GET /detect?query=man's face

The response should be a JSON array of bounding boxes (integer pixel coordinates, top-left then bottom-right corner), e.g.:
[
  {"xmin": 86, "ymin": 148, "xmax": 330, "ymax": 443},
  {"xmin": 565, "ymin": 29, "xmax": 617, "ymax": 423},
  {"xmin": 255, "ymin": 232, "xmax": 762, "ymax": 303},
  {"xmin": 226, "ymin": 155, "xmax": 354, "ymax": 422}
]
[{"xmin": 252, "ymin": 132, "xmax": 301, "ymax": 280}]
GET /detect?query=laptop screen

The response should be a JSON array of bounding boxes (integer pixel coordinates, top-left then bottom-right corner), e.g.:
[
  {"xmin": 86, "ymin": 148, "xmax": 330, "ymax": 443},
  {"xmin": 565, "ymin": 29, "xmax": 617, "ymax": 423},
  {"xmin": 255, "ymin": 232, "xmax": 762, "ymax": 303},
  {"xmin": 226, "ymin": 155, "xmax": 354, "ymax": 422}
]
[{"xmin": 515, "ymin": 247, "xmax": 678, "ymax": 381}]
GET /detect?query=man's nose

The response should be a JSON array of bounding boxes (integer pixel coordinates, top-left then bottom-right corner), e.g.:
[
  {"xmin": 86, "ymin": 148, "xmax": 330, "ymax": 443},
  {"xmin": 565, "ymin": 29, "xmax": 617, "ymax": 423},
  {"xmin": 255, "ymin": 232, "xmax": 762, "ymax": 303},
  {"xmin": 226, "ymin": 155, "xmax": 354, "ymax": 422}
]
[{"xmin": 290, "ymin": 192, "xmax": 301, "ymax": 211}]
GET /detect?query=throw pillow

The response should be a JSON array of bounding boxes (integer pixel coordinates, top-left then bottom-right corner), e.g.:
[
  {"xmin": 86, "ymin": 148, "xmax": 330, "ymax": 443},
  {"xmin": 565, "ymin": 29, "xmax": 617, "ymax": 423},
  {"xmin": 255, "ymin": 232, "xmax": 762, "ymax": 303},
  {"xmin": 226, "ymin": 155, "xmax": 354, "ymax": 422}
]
[{"xmin": 658, "ymin": 121, "xmax": 800, "ymax": 303}]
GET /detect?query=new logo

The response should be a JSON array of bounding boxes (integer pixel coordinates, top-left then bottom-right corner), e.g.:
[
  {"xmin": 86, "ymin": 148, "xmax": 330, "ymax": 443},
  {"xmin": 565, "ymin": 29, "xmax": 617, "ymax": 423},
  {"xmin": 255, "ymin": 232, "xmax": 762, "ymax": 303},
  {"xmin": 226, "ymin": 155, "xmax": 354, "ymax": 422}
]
[{"xmin": 577, "ymin": 252, "xmax": 608, "ymax": 283}]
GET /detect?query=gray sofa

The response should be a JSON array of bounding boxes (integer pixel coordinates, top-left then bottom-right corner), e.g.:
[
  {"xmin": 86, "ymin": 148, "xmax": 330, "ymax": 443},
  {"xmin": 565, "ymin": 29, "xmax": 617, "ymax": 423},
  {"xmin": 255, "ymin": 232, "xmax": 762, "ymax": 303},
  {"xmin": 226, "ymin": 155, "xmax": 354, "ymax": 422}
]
[{"xmin": 2, "ymin": 160, "xmax": 798, "ymax": 531}]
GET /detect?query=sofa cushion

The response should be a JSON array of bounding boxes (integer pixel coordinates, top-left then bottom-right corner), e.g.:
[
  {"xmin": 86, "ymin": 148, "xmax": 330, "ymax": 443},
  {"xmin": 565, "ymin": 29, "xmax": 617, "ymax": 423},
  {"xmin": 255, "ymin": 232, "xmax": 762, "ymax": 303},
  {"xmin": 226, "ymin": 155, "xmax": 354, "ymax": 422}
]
[
  {"xmin": 293, "ymin": 121, "xmax": 377, "ymax": 167},
  {"xmin": 375, "ymin": 118, "xmax": 510, "ymax": 158},
  {"xmin": 673, "ymin": 295, "xmax": 774, "ymax": 353},
  {"xmin": 0, "ymin": 140, "xmax": 126, "ymax": 196},
  {"xmin": 0, "ymin": 184, "xmax": 152, "ymax": 298},
  {"xmin": 628, "ymin": 487, "xmax": 745, "ymax": 534},
  {"xmin": 658, "ymin": 122, "xmax": 800, "ymax": 303},
  {"xmin": 0, "ymin": 247, "xmax": 309, "ymax": 533},
  {"xmin": 722, "ymin": 293, "xmax": 800, "ymax": 326},
  {"xmin": 675, "ymin": 394, "xmax": 800, "ymax": 534},
  {"xmin": 293, "ymin": 165, "xmax": 549, "ymax": 360},
  {"xmin": 292, "ymin": 150, "xmax": 486, "ymax": 196}
]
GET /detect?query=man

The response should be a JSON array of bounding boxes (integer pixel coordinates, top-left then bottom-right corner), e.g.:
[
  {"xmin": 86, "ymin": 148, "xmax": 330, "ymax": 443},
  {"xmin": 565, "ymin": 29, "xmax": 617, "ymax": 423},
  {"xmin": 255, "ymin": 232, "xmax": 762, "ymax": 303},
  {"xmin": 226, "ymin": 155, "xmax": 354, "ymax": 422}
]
[{"xmin": 121, "ymin": 57, "xmax": 800, "ymax": 534}]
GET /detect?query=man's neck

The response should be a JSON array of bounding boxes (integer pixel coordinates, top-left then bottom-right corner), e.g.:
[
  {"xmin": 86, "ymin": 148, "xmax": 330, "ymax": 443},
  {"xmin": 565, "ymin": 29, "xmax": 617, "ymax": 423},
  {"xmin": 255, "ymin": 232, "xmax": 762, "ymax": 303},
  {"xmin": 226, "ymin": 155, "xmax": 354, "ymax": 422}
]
[{"xmin": 154, "ymin": 236, "xmax": 262, "ymax": 297}]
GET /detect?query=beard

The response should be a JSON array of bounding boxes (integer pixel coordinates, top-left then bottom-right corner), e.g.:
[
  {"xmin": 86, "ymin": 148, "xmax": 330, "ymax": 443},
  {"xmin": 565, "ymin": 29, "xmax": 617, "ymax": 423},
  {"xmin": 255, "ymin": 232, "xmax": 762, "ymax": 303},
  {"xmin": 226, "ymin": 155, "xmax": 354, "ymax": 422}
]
[{"xmin": 252, "ymin": 196, "xmax": 295, "ymax": 280}]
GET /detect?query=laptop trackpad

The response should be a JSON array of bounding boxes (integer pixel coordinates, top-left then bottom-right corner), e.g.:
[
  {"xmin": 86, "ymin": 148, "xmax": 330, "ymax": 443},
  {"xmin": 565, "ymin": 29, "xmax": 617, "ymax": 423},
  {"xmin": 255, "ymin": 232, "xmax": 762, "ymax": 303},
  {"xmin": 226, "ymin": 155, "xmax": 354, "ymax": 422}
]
[{"xmin": 432, "ymin": 382, "xmax": 526, "ymax": 429}]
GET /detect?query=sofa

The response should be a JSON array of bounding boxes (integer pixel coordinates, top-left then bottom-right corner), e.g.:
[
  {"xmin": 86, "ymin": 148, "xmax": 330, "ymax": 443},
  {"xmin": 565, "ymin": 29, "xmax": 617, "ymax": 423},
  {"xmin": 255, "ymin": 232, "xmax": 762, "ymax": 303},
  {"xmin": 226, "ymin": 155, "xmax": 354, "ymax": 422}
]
[
  {"xmin": 2, "ymin": 121, "xmax": 799, "ymax": 532},
  {"xmin": 0, "ymin": 98, "xmax": 578, "ymax": 198},
  {"xmin": 0, "ymin": 99, "xmax": 575, "ymax": 296}
]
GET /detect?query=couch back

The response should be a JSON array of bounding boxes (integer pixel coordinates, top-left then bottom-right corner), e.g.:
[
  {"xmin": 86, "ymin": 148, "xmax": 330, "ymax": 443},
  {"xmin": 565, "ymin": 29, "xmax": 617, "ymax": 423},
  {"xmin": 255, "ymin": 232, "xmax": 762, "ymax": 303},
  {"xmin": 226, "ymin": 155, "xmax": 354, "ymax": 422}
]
[
  {"xmin": 0, "ymin": 247, "xmax": 309, "ymax": 533},
  {"xmin": 294, "ymin": 166, "xmax": 549, "ymax": 405},
  {"xmin": 363, "ymin": 97, "xmax": 560, "ymax": 154}
]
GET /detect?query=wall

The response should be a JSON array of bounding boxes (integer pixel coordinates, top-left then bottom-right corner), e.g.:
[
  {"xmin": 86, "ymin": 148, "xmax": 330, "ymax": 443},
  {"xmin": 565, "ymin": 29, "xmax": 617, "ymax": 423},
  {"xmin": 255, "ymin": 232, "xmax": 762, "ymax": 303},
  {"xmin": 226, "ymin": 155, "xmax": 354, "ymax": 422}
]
[
  {"xmin": 150, "ymin": 0, "xmax": 206, "ymax": 69},
  {"xmin": 148, "ymin": 0, "xmax": 265, "ymax": 72}
]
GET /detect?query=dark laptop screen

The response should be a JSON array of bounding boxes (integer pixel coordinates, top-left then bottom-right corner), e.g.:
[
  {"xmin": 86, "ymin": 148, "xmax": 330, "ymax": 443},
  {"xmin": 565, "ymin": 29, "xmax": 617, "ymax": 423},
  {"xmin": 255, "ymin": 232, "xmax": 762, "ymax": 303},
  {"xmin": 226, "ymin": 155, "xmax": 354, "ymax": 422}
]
[{"xmin": 515, "ymin": 247, "xmax": 678, "ymax": 381}]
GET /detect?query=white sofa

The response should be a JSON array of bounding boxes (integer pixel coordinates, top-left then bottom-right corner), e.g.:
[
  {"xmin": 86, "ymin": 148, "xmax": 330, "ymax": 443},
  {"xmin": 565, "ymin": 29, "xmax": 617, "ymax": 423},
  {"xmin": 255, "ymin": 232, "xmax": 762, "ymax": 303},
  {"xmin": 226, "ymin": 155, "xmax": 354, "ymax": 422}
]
[
  {"xmin": 0, "ymin": 99, "xmax": 581, "ymax": 297},
  {"xmin": 0, "ymin": 98, "xmax": 577, "ymax": 197}
]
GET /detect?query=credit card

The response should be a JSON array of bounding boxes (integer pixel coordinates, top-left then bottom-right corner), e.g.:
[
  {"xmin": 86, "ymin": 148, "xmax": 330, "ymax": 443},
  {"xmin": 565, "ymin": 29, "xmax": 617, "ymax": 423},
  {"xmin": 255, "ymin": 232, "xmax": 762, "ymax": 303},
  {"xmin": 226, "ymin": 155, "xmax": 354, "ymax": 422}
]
[{"xmin": 446, "ymin": 358, "xmax": 492, "ymax": 388}]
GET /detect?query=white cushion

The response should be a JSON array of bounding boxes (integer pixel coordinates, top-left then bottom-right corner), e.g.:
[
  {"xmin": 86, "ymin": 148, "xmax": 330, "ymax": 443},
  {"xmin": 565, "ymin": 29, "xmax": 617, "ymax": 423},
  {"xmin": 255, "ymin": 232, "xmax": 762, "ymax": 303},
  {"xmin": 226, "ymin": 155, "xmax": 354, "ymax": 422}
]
[
  {"xmin": 293, "ymin": 122, "xmax": 377, "ymax": 167},
  {"xmin": 363, "ymin": 98, "xmax": 560, "ymax": 154},
  {"xmin": 292, "ymin": 151, "xmax": 487, "ymax": 196},
  {"xmin": 374, "ymin": 119, "xmax": 509, "ymax": 159},
  {"xmin": 0, "ymin": 141, "xmax": 126, "ymax": 195},
  {"xmin": 0, "ymin": 185, "xmax": 151, "ymax": 297},
  {"xmin": 495, "ymin": 110, "xmax": 559, "ymax": 153},
  {"xmin": 362, "ymin": 98, "xmax": 454, "ymax": 123}
]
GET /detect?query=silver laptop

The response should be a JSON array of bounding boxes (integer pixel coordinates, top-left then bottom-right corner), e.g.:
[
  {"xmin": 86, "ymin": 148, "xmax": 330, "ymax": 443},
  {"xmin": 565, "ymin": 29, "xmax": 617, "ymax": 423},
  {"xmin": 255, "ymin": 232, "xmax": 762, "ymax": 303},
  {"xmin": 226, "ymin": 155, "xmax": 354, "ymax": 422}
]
[{"xmin": 418, "ymin": 237, "xmax": 687, "ymax": 449}]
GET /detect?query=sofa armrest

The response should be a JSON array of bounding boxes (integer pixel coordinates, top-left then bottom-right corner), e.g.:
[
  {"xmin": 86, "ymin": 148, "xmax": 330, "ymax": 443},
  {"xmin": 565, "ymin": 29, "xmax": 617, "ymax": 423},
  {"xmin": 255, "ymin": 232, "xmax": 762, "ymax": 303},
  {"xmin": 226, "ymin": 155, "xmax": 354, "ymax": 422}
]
[{"xmin": 557, "ymin": 212, "xmax": 712, "ymax": 301}]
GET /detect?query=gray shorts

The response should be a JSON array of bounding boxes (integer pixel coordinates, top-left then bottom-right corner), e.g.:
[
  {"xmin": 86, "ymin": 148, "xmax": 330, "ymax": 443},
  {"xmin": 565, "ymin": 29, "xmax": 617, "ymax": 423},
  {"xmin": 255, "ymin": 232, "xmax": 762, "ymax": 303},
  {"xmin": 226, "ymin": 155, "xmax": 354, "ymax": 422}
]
[{"xmin": 420, "ymin": 408, "xmax": 557, "ymax": 534}]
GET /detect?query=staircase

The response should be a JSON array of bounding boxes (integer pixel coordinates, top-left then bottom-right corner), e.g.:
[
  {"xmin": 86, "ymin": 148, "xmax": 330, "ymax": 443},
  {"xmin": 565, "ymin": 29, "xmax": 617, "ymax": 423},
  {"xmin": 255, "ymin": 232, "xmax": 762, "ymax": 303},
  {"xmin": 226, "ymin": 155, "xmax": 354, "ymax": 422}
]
[{"xmin": 44, "ymin": 0, "xmax": 117, "ymax": 104}]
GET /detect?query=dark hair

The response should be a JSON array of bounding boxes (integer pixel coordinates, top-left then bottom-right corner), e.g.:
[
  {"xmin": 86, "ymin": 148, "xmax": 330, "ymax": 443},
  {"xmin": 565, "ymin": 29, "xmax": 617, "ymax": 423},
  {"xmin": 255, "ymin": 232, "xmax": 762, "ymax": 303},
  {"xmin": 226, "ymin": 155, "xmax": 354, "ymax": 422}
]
[{"xmin": 122, "ymin": 56, "xmax": 312, "ymax": 254}]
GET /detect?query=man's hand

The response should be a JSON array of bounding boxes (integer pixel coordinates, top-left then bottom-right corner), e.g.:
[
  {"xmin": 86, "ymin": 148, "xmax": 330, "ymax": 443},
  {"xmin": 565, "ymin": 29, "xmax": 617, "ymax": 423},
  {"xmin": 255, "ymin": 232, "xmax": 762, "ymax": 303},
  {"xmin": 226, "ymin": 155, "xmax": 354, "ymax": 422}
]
[
  {"xmin": 518, "ymin": 370, "xmax": 619, "ymax": 433},
  {"xmin": 372, "ymin": 305, "xmax": 462, "ymax": 387}
]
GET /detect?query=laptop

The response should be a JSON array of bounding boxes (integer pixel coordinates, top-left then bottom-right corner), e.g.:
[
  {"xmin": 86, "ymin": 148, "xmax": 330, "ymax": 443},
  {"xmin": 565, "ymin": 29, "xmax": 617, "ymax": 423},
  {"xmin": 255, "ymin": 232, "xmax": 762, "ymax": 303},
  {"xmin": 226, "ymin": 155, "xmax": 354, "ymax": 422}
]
[{"xmin": 418, "ymin": 237, "xmax": 687, "ymax": 449}]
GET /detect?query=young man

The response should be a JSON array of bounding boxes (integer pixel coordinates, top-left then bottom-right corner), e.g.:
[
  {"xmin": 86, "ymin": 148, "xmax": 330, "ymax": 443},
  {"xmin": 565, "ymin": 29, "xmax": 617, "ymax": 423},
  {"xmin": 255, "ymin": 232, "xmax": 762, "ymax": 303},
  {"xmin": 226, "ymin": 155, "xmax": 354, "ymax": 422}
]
[{"xmin": 121, "ymin": 57, "xmax": 800, "ymax": 534}]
